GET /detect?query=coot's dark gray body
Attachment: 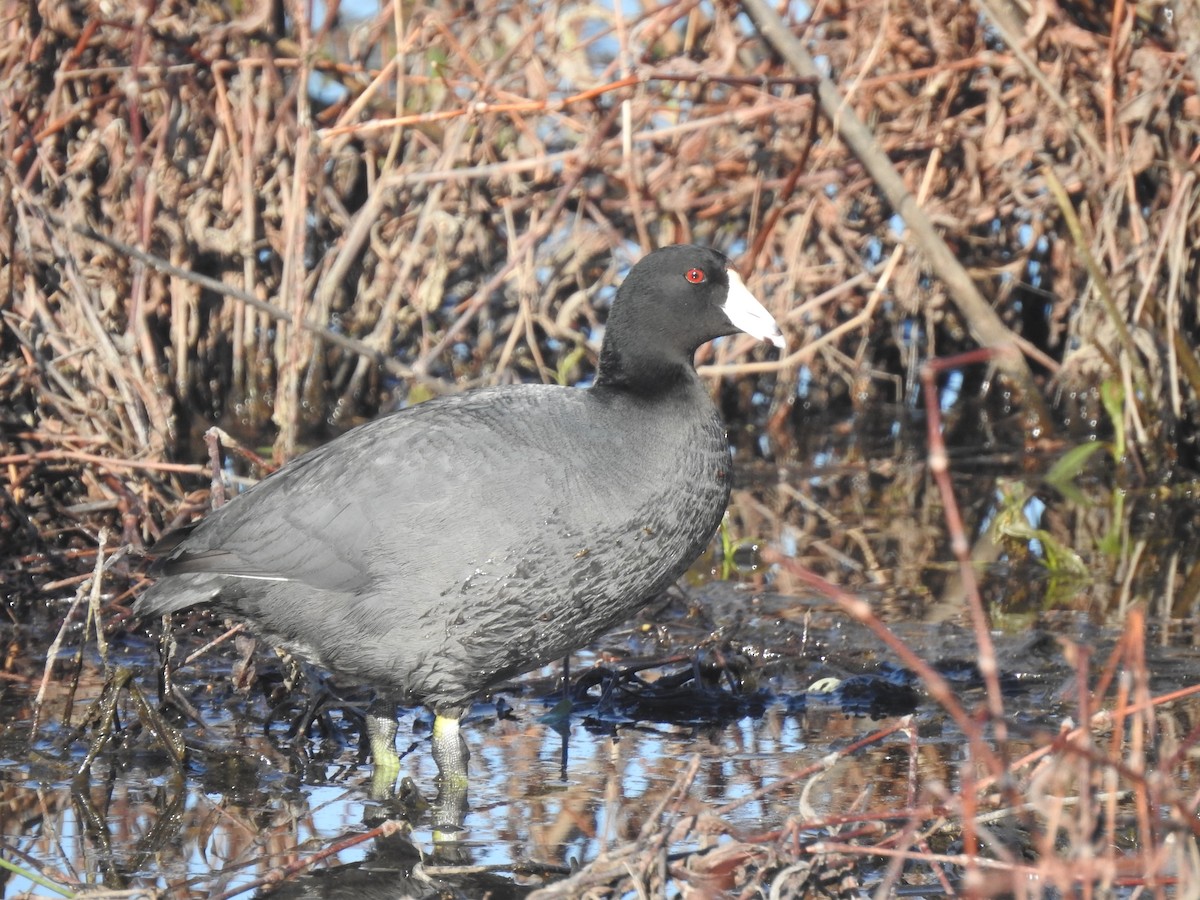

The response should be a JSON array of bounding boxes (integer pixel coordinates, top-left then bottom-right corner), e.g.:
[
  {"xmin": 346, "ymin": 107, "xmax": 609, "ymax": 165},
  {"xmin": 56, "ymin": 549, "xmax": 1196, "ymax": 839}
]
[
  {"xmin": 137, "ymin": 244, "xmax": 783, "ymax": 780},
  {"xmin": 140, "ymin": 381, "xmax": 729, "ymax": 713}
]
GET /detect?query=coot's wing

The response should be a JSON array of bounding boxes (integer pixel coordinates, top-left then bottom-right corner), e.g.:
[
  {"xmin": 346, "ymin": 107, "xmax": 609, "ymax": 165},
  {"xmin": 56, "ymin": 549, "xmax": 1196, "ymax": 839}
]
[
  {"xmin": 154, "ymin": 493, "xmax": 374, "ymax": 592},
  {"xmin": 148, "ymin": 386, "xmax": 568, "ymax": 597}
]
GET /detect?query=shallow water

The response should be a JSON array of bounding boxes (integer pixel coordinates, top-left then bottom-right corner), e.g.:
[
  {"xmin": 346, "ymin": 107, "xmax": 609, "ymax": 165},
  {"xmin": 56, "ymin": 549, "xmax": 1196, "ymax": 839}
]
[
  {"xmin": 1, "ymin": 616, "xmax": 985, "ymax": 896},
  {"xmin": 5, "ymin": 414, "xmax": 1200, "ymax": 896}
]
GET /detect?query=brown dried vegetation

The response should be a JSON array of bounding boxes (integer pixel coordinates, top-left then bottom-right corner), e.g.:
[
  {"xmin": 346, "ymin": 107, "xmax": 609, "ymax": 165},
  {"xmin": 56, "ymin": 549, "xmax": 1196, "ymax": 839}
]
[{"xmin": 1, "ymin": 0, "xmax": 1197, "ymax": 554}]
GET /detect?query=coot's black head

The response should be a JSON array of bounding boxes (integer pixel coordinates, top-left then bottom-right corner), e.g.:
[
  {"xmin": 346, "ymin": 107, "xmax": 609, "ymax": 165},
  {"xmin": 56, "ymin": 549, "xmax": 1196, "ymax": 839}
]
[{"xmin": 595, "ymin": 245, "xmax": 784, "ymax": 394}]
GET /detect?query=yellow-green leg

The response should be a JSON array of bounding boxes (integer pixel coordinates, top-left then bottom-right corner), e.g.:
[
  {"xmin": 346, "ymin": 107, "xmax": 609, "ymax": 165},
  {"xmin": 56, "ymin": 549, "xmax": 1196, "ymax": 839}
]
[
  {"xmin": 366, "ymin": 698, "xmax": 402, "ymax": 799},
  {"xmin": 431, "ymin": 712, "xmax": 469, "ymax": 841},
  {"xmin": 365, "ymin": 701, "xmax": 470, "ymax": 815},
  {"xmin": 431, "ymin": 713, "xmax": 470, "ymax": 786}
]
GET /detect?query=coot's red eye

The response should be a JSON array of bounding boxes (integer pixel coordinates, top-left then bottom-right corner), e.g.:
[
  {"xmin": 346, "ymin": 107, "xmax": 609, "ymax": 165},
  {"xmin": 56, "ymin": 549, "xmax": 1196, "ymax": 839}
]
[{"xmin": 685, "ymin": 268, "xmax": 706, "ymax": 284}]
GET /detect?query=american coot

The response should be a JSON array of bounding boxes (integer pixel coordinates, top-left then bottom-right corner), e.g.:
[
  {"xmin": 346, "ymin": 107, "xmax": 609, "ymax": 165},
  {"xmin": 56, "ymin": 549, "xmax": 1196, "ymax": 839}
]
[{"xmin": 137, "ymin": 244, "xmax": 784, "ymax": 788}]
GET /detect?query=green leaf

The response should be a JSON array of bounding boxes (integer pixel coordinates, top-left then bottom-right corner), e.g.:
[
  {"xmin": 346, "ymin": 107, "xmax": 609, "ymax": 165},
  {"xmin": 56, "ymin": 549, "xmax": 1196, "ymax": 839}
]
[
  {"xmin": 1045, "ymin": 441, "xmax": 1108, "ymax": 503},
  {"xmin": 1100, "ymin": 378, "xmax": 1126, "ymax": 458},
  {"xmin": 1097, "ymin": 487, "xmax": 1126, "ymax": 557},
  {"xmin": 555, "ymin": 344, "xmax": 588, "ymax": 386}
]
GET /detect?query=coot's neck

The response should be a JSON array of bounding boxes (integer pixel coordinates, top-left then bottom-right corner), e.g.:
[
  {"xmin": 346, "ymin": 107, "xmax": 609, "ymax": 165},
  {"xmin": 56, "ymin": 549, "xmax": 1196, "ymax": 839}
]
[{"xmin": 592, "ymin": 342, "xmax": 699, "ymax": 399}]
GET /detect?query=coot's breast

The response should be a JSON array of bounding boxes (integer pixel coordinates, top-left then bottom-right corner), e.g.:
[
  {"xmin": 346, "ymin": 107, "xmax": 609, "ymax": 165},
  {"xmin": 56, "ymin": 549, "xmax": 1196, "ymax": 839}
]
[{"xmin": 424, "ymin": 387, "xmax": 732, "ymax": 707}]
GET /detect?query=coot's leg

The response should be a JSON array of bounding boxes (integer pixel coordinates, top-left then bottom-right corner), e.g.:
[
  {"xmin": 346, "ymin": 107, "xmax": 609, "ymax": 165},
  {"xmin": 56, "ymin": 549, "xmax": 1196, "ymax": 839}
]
[
  {"xmin": 430, "ymin": 711, "xmax": 470, "ymax": 836},
  {"xmin": 431, "ymin": 712, "xmax": 470, "ymax": 785},
  {"xmin": 366, "ymin": 696, "xmax": 401, "ymax": 798}
]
